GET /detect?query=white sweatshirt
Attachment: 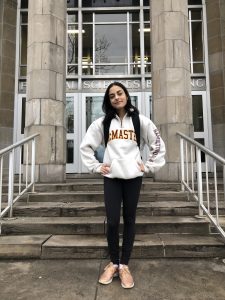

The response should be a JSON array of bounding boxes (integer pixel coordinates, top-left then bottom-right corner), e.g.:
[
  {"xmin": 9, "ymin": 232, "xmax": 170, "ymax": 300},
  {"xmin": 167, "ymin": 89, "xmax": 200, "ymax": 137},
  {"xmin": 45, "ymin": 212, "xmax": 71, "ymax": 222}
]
[{"xmin": 80, "ymin": 113, "xmax": 166, "ymax": 179}]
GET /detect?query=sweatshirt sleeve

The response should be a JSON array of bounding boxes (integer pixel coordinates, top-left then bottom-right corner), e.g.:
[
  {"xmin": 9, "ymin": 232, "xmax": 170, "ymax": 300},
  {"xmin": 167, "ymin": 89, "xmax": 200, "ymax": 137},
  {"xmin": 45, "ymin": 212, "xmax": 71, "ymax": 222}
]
[
  {"xmin": 80, "ymin": 119, "xmax": 104, "ymax": 173},
  {"xmin": 140, "ymin": 115, "xmax": 166, "ymax": 173}
]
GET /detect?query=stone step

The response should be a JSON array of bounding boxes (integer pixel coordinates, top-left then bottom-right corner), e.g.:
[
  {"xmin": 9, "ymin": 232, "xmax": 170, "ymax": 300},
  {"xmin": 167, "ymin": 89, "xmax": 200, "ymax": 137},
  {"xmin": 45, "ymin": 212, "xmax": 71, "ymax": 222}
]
[
  {"xmin": 0, "ymin": 190, "xmax": 190, "ymax": 202},
  {"xmin": 2, "ymin": 190, "xmax": 224, "ymax": 203},
  {"xmin": 0, "ymin": 233, "xmax": 224, "ymax": 259},
  {"xmin": 6, "ymin": 201, "xmax": 200, "ymax": 217},
  {"xmin": 3, "ymin": 179, "xmax": 224, "ymax": 193},
  {"xmin": 1, "ymin": 181, "xmax": 182, "ymax": 193},
  {"xmin": 7, "ymin": 201, "xmax": 225, "ymax": 218},
  {"xmin": 1, "ymin": 216, "xmax": 210, "ymax": 235}
]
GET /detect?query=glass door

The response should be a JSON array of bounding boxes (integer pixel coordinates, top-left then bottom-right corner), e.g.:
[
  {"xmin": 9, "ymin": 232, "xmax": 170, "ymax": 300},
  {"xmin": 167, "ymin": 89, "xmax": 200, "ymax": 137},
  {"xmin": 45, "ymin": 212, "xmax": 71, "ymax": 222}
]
[
  {"xmin": 192, "ymin": 91, "xmax": 213, "ymax": 171},
  {"xmin": 66, "ymin": 93, "xmax": 81, "ymax": 173}
]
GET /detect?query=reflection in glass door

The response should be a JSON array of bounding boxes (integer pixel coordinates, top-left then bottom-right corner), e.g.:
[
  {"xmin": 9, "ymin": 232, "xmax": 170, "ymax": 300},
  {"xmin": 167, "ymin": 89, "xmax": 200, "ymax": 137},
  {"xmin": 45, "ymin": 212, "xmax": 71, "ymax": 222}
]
[
  {"xmin": 66, "ymin": 94, "xmax": 80, "ymax": 173},
  {"xmin": 14, "ymin": 94, "xmax": 26, "ymax": 173}
]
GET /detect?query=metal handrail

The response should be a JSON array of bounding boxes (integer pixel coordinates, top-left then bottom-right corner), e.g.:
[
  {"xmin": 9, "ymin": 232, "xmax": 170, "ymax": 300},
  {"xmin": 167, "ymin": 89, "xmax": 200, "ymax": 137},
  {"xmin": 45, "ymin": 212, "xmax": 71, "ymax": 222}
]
[
  {"xmin": 0, "ymin": 134, "xmax": 39, "ymax": 229},
  {"xmin": 177, "ymin": 131, "xmax": 225, "ymax": 242}
]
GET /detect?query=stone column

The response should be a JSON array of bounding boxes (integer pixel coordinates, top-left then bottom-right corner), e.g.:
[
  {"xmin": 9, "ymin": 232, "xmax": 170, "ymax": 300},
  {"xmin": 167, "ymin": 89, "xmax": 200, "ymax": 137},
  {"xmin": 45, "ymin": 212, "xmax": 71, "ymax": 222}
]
[
  {"xmin": 25, "ymin": 0, "xmax": 67, "ymax": 182},
  {"xmin": 0, "ymin": 0, "xmax": 17, "ymax": 151},
  {"xmin": 206, "ymin": 0, "xmax": 225, "ymax": 158},
  {"xmin": 151, "ymin": 0, "xmax": 193, "ymax": 181}
]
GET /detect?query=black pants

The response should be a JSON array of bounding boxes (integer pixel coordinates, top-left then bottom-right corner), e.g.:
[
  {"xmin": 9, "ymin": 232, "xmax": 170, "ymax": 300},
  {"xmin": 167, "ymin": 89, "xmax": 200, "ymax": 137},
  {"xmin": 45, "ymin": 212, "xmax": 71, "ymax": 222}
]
[{"xmin": 104, "ymin": 176, "xmax": 142, "ymax": 265}]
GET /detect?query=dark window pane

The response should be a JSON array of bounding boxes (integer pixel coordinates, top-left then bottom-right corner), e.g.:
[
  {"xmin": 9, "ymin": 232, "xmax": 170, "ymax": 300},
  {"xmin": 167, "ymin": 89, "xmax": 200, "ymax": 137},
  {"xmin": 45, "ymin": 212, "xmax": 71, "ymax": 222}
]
[
  {"xmin": 66, "ymin": 97, "xmax": 74, "ymax": 133},
  {"xmin": 83, "ymin": 13, "xmax": 93, "ymax": 23},
  {"xmin": 188, "ymin": 0, "xmax": 202, "ymax": 5},
  {"xmin": 67, "ymin": 140, "xmax": 74, "ymax": 163},
  {"xmin": 129, "ymin": 12, "xmax": 139, "ymax": 22},
  {"xmin": 95, "ymin": 65, "xmax": 127, "ymax": 75},
  {"xmin": 95, "ymin": 24, "xmax": 127, "ymax": 64},
  {"xmin": 143, "ymin": 0, "xmax": 150, "ymax": 6},
  {"xmin": 21, "ymin": 98, "xmax": 26, "ymax": 134},
  {"xmin": 67, "ymin": 65, "xmax": 78, "ymax": 75},
  {"xmin": 95, "ymin": 13, "xmax": 126, "ymax": 22},
  {"xmin": 191, "ymin": 22, "xmax": 203, "ymax": 60},
  {"xmin": 67, "ymin": 25, "xmax": 78, "ymax": 64},
  {"xmin": 190, "ymin": 8, "xmax": 202, "ymax": 20},
  {"xmin": 144, "ymin": 9, "xmax": 150, "ymax": 21},
  {"xmin": 67, "ymin": 0, "xmax": 78, "ymax": 8},
  {"xmin": 82, "ymin": 0, "xmax": 140, "ymax": 8},
  {"xmin": 193, "ymin": 63, "xmax": 204, "ymax": 73},
  {"xmin": 67, "ymin": 12, "xmax": 78, "ymax": 23},
  {"xmin": 21, "ymin": 25, "xmax": 27, "ymax": 65},
  {"xmin": 21, "ymin": 0, "xmax": 28, "ymax": 9},
  {"xmin": 192, "ymin": 95, "xmax": 204, "ymax": 132},
  {"xmin": 195, "ymin": 138, "xmax": 205, "ymax": 162},
  {"xmin": 21, "ymin": 13, "xmax": 28, "ymax": 23}
]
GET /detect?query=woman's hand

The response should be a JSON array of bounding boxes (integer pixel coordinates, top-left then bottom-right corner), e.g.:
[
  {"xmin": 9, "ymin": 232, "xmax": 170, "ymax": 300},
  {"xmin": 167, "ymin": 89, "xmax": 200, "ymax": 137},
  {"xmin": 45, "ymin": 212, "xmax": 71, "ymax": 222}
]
[
  {"xmin": 100, "ymin": 164, "xmax": 110, "ymax": 175},
  {"xmin": 138, "ymin": 162, "xmax": 145, "ymax": 173}
]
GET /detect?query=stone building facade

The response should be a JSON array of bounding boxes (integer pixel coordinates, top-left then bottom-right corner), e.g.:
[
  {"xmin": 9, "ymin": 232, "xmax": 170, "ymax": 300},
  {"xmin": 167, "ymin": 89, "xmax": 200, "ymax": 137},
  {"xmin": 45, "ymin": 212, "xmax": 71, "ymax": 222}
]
[{"xmin": 0, "ymin": 0, "xmax": 224, "ymax": 182}]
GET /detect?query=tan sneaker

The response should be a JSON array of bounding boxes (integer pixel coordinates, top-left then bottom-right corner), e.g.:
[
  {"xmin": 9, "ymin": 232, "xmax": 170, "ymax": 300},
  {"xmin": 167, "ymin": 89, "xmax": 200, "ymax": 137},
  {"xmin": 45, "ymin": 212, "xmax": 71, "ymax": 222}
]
[
  {"xmin": 98, "ymin": 262, "xmax": 119, "ymax": 285},
  {"xmin": 119, "ymin": 265, "xmax": 134, "ymax": 289}
]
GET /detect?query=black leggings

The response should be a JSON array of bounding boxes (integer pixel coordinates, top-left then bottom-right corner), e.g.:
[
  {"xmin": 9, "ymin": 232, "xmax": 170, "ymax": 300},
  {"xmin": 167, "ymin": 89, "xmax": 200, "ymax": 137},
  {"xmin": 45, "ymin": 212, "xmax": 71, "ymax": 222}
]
[{"xmin": 104, "ymin": 176, "xmax": 142, "ymax": 265}]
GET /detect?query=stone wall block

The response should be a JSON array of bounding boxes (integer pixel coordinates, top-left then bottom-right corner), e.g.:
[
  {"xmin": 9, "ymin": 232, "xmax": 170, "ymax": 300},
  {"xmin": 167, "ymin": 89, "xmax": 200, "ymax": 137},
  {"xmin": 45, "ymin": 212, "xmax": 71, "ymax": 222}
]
[
  {"xmin": 154, "ymin": 162, "xmax": 180, "ymax": 181},
  {"xmin": 152, "ymin": 70, "xmax": 162, "ymax": 100},
  {"xmin": 27, "ymin": 43, "xmax": 42, "ymax": 74},
  {"xmin": 28, "ymin": 0, "xmax": 43, "ymax": 18},
  {"xmin": 211, "ymin": 106, "xmax": 225, "ymax": 124},
  {"xmin": 151, "ymin": 16, "xmax": 159, "ymax": 45},
  {"xmin": 25, "ymin": 99, "xmax": 40, "ymax": 127},
  {"xmin": 29, "ymin": 15, "xmax": 56, "ymax": 45},
  {"xmin": 211, "ymin": 87, "xmax": 225, "ymax": 107},
  {"xmin": 0, "ymin": 108, "xmax": 14, "ymax": 127},
  {"xmin": 163, "ymin": 0, "xmax": 172, "ymax": 12},
  {"xmin": 3, "ymin": 6, "xmax": 16, "ymax": 26},
  {"xmin": 29, "ymin": 70, "xmax": 56, "ymax": 100},
  {"xmin": 3, "ymin": 23, "xmax": 16, "ymax": 43},
  {"xmin": 212, "ymin": 124, "xmax": 225, "ymax": 154},
  {"xmin": 2, "ymin": 39, "xmax": 16, "ymax": 59},
  {"xmin": 24, "ymin": 125, "xmax": 56, "ymax": 164},
  {"xmin": 56, "ymin": 18, "xmax": 66, "ymax": 47},
  {"xmin": 56, "ymin": 73, "xmax": 65, "ymax": 102},
  {"xmin": 42, "ymin": 43, "xmax": 64, "ymax": 73},
  {"xmin": 159, "ymin": 12, "xmax": 185, "ymax": 42},
  {"xmin": 209, "ymin": 52, "xmax": 223, "ymax": 72},
  {"xmin": 43, "ymin": 0, "xmax": 66, "ymax": 22},
  {"xmin": 55, "ymin": 126, "xmax": 66, "ymax": 163},
  {"xmin": 154, "ymin": 96, "xmax": 192, "ymax": 125},
  {"xmin": 151, "ymin": 0, "xmax": 164, "ymax": 18},
  {"xmin": 0, "ymin": 92, "xmax": 14, "ymax": 110},
  {"xmin": 2, "ymin": 56, "xmax": 16, "ymax": 75},
  {"xmin": 208, "ymin": 36, "xmax": 222, "ymax": 54},
  {"xmin": 39, "ymin": 164, "xmax": 66, "ymax": 182},
  {"xmin": 1, "ymin": 73, "xmax": 15, "ymax": 92},
  {"xmin": 153, "ymin": 98, "xmax": 167, "ymax": 124},
  {"xmin": 207, "ymin": 19, "xmax": 221, "ymax": 39},
  {"xmin": 0, "ymin": 127, "xmax": 13, "ymax": 149},
  {"xmin": 153, "ymin": 40, "xmax": 173, "ymax": 70},
  {"xmin": 160, "ymin": 123, "xmax": 193, "ymax": 162},
  {"xmin": 41, "ymin": 99, "xmax": 64, "ymax": 126},
  {"xmin": 171, "ymin": 0, "xmax": 188, "ymax": 16},
  {"xmin": 173, "ymin": 40, "xmax": 190, "ymax": 70}
]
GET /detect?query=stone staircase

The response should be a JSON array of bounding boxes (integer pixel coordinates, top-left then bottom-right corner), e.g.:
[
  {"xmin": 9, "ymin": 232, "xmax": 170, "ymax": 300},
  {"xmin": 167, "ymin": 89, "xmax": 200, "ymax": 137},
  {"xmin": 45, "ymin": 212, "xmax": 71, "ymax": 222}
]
[{"xmin": 0, "ymin": 178, "xmax": 225, "ymax": 259}]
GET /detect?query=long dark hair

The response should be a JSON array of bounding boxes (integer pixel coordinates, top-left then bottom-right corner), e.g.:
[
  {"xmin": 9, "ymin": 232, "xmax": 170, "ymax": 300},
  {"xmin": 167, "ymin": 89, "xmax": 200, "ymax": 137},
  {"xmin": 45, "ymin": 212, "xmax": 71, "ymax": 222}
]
[{"xmin": 102, "ymin": 81, "xmax": 139, "ymax": 125}]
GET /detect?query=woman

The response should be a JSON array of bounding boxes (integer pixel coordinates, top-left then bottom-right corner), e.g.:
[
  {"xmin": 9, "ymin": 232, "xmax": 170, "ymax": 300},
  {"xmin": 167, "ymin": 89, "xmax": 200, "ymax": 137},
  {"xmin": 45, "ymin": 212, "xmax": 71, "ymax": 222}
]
[{"xmin": 80, "ymin": 82, "xmax": 166, "ymax": 289}]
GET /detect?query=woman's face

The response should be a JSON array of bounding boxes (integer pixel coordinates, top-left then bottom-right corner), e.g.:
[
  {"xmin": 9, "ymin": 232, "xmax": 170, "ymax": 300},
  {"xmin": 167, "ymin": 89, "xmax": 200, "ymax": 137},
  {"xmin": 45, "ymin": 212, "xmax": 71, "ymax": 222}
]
[{"xmin": 108, "ymin": 85, "xmax": 128, "ymax": 112}]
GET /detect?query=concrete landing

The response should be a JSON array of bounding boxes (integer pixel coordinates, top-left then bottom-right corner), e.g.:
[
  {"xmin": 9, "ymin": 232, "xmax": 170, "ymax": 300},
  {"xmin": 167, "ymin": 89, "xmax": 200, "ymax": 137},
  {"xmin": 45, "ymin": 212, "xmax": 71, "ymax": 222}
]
[{"xmin": 0, "ymin": 259, "xmax": 225, "ymax": 300}]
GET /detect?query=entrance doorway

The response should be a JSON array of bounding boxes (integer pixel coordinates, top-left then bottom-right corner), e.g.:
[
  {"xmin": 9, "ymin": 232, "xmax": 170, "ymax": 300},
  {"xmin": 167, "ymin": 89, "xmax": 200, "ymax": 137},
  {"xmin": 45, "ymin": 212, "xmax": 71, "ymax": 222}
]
[{"xmin": 66, "ymin": 92, "xmax": 142, "ymax": 173}]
